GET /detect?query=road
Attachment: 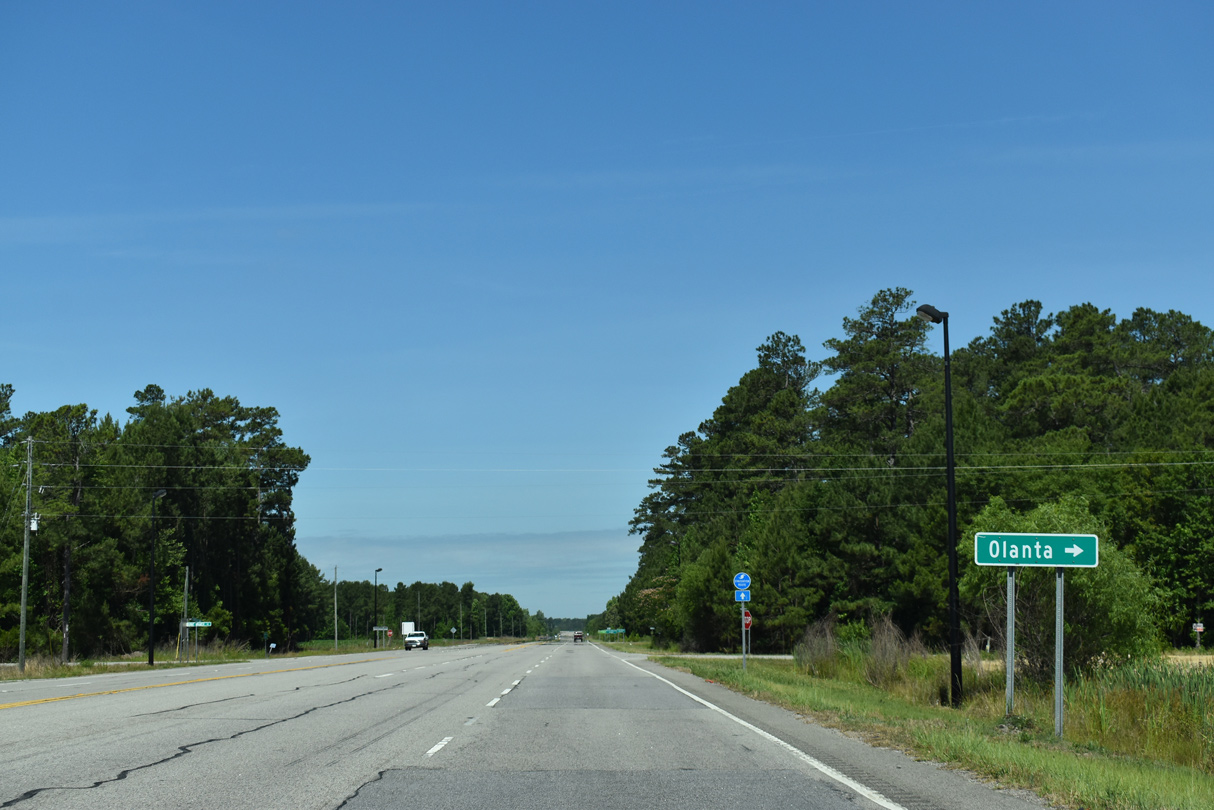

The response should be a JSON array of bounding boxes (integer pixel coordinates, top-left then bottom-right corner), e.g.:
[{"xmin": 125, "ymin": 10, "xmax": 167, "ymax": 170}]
[{"xmin": 1, "ymin": 642, "xmax": 1047, "ymax": 809}]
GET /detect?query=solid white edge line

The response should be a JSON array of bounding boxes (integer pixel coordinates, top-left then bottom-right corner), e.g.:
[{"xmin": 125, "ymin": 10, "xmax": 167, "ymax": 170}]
[
  {"xmin": 599, "ymin": 648, "xmax": 907, "ymax": 810},
  {"xmin": 425, "ymin": 736, "xmax": 454, "ymax": 757}
]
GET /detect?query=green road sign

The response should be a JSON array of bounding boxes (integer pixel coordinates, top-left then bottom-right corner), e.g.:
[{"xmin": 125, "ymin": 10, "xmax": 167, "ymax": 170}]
[{"xmin": 975, "ymin": 533, "xmax": 1099, "ymax": 568}]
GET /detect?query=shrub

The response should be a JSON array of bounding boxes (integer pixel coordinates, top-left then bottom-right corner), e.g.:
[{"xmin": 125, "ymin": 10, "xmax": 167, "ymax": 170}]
[
  {"xmin": 793, "ymin": 614, "xmax": 837, "ymax": 678},
  {"xmin": 864, "ymin": 614, "xmax": 927, "ymax": 689},
  {"xmin": 961, "ymin": 496, "xmax": 1160, "ymax": 681}
]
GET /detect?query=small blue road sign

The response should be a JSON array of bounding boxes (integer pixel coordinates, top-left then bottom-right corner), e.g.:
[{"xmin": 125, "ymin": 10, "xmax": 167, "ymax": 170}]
[
  {"xmin": 733, "ymin": 572, "xmax": 751, "ymax": 590},
  {"xmin": 735, "ymin": 589, "xmax": 751, "ymax": 602}
]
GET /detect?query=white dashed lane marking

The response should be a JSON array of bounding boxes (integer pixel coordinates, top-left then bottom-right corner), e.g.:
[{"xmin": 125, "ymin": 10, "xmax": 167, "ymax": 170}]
[{"xmin": 426, "ymin": 736, "xmax": 454, "ymax": 757}]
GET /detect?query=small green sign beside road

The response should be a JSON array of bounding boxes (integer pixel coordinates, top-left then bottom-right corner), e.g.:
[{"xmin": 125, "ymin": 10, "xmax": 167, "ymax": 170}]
[{"xmin": 975, "ymin": 532, "xmax": 1099, "ymax": 568}]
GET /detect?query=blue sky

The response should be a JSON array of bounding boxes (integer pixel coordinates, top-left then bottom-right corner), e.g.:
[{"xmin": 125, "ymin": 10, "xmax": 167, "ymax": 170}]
[{"xmin": 3, "ymin": 3, "xmax": 1212, "ymax": 618}]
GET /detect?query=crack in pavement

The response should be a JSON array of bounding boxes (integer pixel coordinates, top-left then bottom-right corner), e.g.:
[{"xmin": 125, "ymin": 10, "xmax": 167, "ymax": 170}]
[
  {"xmin": 132, "ymin": 673, "xmax": 368, "ymax": 718},
  {"xmin": 1, "ymin": 679, "xmax": 408, "ymax": 807},
  {"xmin": 334, "ymin": 769, "xmax": 388, "ymax": 810},
  {"xmin": 289, "ymin": 673, "xmax": 368, "ymax": 692},
  {"xmin": 285, "ymin": 678, "xmax": 468, "ymax": 765},
  {"xmin": 134, "ymin": 693, "xmax": 254, "ymax": 716},
  {"xmin": 5, "ymin": 649, "xmax": 527, "ymax": 807}
]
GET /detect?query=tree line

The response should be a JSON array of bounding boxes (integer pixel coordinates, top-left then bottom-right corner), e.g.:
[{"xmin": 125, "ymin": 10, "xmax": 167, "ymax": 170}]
[
  {"xmin": 0, "ymin": 384, "xmax": 539, "ymax": 660},
  {"xmin": 329, "ymin": 577, "xmax": 545, "ymax": 641},
  {"xmin": 611, "ymin": 288, "xmax": 1212, "ymax": 662}
]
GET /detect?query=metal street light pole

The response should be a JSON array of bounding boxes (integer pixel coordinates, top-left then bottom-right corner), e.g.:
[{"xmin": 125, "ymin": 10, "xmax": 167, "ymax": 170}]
[
  {"xmin": 148, "ymin": 488, "xmax": 167, "ymax": 666},
  {"xmin": 373, "ymin": 568, "xmax": 382, "ymax": 648},
  {"xmin": 917, "ymin": 303, "xmax": 963, "ymax": 708}
]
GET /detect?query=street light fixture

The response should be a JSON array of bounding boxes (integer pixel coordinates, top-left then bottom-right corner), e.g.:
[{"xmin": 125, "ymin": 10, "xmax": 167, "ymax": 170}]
[
  {"xmin": 373, "ymin": 568, "xmax": 383, "ymax": 648},
  {"xmin": 148, "ymin": 488, "xmax": 167, "ymax": 666},
  {"xmin": 917, "ymin": 303, "xmax": 963, "ymax": 708}
]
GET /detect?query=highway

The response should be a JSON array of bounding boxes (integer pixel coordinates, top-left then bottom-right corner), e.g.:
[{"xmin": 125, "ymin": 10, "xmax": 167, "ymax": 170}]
[{"xmin": 1, "ymin": 642, "xmax": 1046, "ymax": 809}]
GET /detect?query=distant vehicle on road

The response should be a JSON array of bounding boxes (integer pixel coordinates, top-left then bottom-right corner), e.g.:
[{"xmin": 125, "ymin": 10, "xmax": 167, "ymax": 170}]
[
  {"xmin": 573, "ymin": 631, "xmax": 583, "ymax": 643},
  {"xmin": 404, "ymin": 631, "xmax": 429, "ymax": 650}
]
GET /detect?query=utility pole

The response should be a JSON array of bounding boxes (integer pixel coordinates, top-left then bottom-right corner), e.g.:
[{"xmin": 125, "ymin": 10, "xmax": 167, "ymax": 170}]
[
  {"xmin": 373, "ymin": 568, "xmax": 382, "ymax": 648},
  {"xmin": 148, "ymin": 488, "xmax": 166, "ymax": 666},
  {"xmin": 179, "ymin": 566, "xmax": 189, "ymax": 662},
  {"xmin": 18, "ymin": 437, "xmax": 32, "ymax": 674},
  {"xmin": 334, "ymin": 566, "xmax": 338, "ymax": 651}
]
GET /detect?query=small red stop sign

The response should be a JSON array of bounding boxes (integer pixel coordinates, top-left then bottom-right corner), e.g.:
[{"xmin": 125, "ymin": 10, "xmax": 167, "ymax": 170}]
[{"xmin": 743, "ymin": 610, "xmax": 752, "ymax": 629}]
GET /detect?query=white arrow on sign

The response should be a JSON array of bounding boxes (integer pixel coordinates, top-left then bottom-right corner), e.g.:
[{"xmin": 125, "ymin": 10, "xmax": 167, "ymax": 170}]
[{"xmin": 1065, "ymin": 544, "xmax": 1084, "ymax": 557}]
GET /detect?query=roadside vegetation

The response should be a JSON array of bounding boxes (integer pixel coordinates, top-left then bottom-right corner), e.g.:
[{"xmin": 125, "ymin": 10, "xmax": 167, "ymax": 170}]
[
  {"xmin": 1, "ymin": 634, "xmax": 540, "ymax": 682},
  {"xmin": 584, "ymin": 288, "xmax": 1214, "ymax": 807},
  {"xmin": 0, "ymin": 385, "xmax": 546, "ymax": 666},
  {"xmin": 2, "ymin": 639, "xmax": 259, "ymax": 679},
  {"xmin": 601, "ymin": 290, "xmax": 1213, "ymax": 658},
  {"xmin": 644, "ymin": 615, "xmax": 1214, "ymax": 810}
]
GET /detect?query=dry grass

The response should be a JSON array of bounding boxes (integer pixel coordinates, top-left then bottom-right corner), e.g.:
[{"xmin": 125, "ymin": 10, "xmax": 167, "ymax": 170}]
[
  {"xmin": 790, "ymin": 615, "xmax": 1214, "ymax": 777},
  {"xmin": 1165, "ymin": 651, "xmax": 1214, "ymax": 668}
]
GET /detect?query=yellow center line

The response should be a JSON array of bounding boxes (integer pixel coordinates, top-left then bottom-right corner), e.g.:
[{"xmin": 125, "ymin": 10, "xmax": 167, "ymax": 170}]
[{"xmin": 0, "ymin": 656, "xmax": 396, "ymax": 711}]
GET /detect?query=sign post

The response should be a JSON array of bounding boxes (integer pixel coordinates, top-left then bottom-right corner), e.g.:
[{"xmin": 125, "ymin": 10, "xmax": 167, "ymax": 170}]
[
  {"xmin": 1195, "ymin": 622, "xmax": 1205, "ymax": 650},
  {"xmin": 1006, "ymin": 567, "xmax": 1015, "ymax": 716},
  {"xmin": 1054, "ymin": 568, "xmax": 1065, "ymax": 738},
  {"xmin": 738, "ymin": 607, "xmax": 747, "ymax": 665},
  {"xmin": 734, "ymin": 573, "xmax": 751, "ymax": 672},
  {"xmin": 975, "ymin": 532, "xmax": 1099, "ymax": 737},
  {"xmin": 184, "ymin": 620, "xmax": 210, "ymax": 663}
]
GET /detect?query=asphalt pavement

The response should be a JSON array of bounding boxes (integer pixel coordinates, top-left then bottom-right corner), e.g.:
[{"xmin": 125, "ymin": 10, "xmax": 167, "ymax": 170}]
[{"xmin": 1, "ymin": 642, "xmax": 1049, "ymax": 810}]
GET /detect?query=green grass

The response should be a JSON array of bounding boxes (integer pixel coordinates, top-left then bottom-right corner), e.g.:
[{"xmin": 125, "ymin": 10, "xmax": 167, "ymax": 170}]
[
  {"xmin": 2, "ymin": 635, "xmax": 541, "ymax": 681},
  {"xmin": 652, "ymin": 655, "xmax": 1214, "ymax": 810},
  {"xmin": 1067, "ymin": 659, "xmax": 1214, "ymax": 771},
  {"xmin": 598, "ymin": 638, "xmax": 666, "ymax": 653}
]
